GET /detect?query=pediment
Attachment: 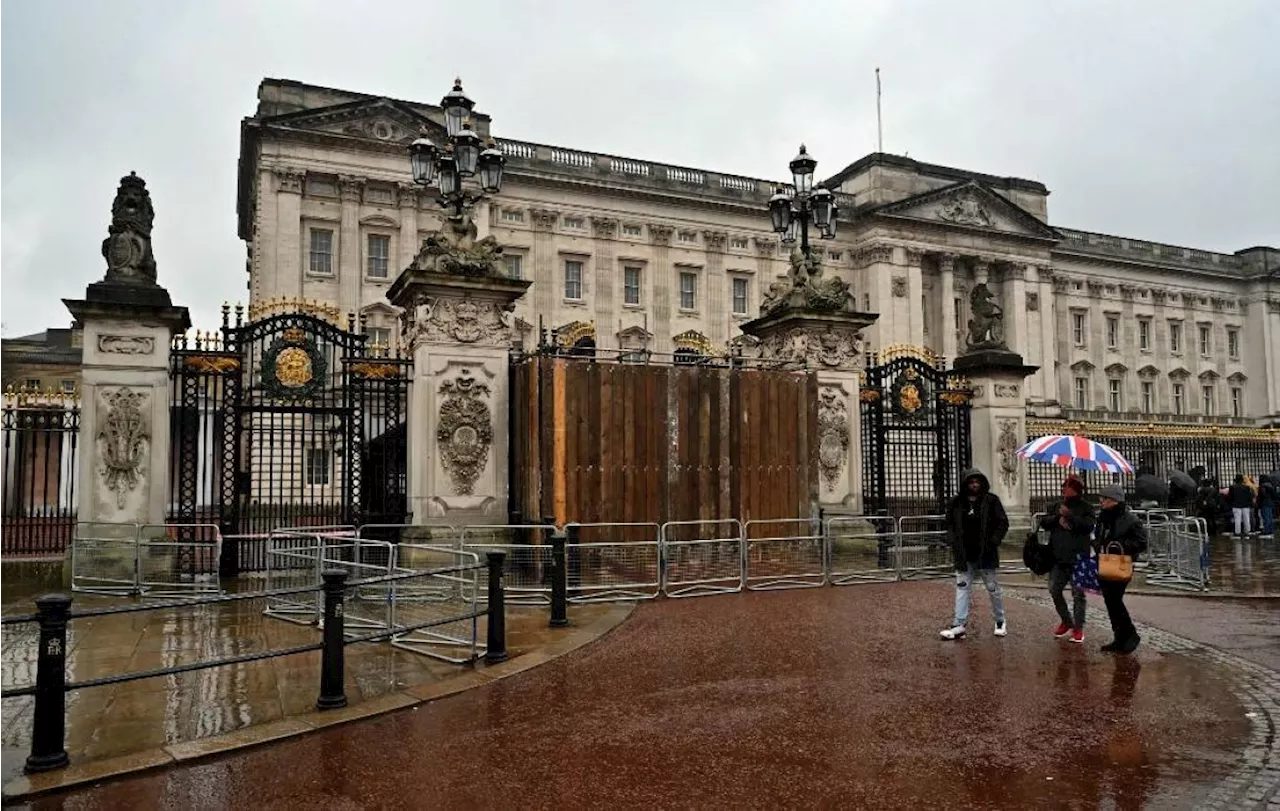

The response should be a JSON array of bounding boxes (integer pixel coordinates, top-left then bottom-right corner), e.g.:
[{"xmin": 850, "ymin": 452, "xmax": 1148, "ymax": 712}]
[
  {"xmin": 1137, "ymin": 364, "xmax": 1161, "ymax": 379},
  {"xmin": 264, "ymin": 97, "xmax": 445, "ymax": 146},
  {"xmin": 360, "ymin": 214, "xmax": 399, "ymax": 228},
  {"xmin": 1169, "ymin": 367, "xmax": 1191, "ymax": 381},
  {"xmin": 360, "ymin": 302, "xmax": 398, "ymax": 316},
  {"xmin": 1227, "ymin": 372, "xmax": 1248, "ymax": 384},
  {"xmin": 872, "ymin": 180, "xmax": 1059, "ymax": 240},
  {"xmin": 1069, "ymin": 360, "xmax": 1095, "ymax": 373},
  {"xmin": 1198, "ymin": 369, "xmax": 1220, "ymax": 382},
  {"xmin": 616, "ymin": 325, "xmax": 653, "ymax": 341},
  {"xmin": 1104, "ymin": 363, "xmax": 1128, "ymax": 376}
]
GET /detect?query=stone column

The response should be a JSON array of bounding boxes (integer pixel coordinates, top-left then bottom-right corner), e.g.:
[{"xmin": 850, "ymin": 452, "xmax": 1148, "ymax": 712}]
[
  {"xmin": 1002, "ymin": 263, "xmax": 1028, "ymax": 360},
  {"xmin": 63, "ymin": 173, "xmax": 192, "ymax": 542},
  {"xmin": 953, "ymin": 351, "xmax": 1039, "ymax": 522},
  {"xmin": 388, "ymin": 234, "xmax": 532, "ymax": 525},
  {"xmin": 703, "ymin": 231, "xmax": 729, "ymax": 347},
  {"xmin": 938, "ymin": 253, "xmax": 958, "ymax": 361},
  {"xmin": 591, "ymin": 216, "xmax": 618, "ymax": 349},
  {"xmin": 1036, "ymin": 267, "xmax": 1058, "ymax": 405},
  {"xmin": 272, "ymin": 167, "xmax": 303, "ymax": 300},
  {"xmin": 397, "ymin": 184, "xmax": 419, "ymax": 273},
  {"xmin": 650, "ymin": 225, "xmax": 674, "ymax": 353},
  {"xmin": 854, "ymin": 244, "xmax": 894, "ymax": 352},
  {"xmin": 338, "ymin": 175, "xmax": 363, "ymax": 319},
  {"xmin": 529, "ymin": 208, "xmax": 559, "ymax": 340},
  {"xmin": 739, "ymin": 272, "xmax": 878, "ymax": 513},
  {"xmin": 905, "ymin": 248, "xmax": 925, "ymax": 348}
]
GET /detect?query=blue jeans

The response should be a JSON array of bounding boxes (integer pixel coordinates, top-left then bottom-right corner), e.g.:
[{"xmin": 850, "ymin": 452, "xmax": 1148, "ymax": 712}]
[
  {"xmin": 954, "ymin": 564, "xmax": 1006, "ymax": 626},
  {"xmin": 1262, "ymin": 503, "xmax": 1275, "ymax": 536}
]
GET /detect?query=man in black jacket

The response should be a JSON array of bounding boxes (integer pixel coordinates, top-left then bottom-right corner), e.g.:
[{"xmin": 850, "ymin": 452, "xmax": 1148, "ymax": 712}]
[
  {"xmin": 1040, "ymin": 475, "xmax": 1095, "ymax": 643},
  {"xmin": 939, "ymin": 469, "xmax": 1010, "ymax": 640},
  {"xmin": 1260, "ymin": 475, "xmax": 1277, "ymax": 539}
]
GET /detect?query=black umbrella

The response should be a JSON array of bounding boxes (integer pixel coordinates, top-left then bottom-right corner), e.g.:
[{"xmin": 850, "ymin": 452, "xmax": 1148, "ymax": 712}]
[{"xmin": 1168, "ymin": 469, "xmax": 1196, "ymax": 493}]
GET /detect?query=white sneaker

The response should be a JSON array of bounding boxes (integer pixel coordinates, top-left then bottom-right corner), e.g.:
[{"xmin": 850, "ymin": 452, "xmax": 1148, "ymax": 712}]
[
  {"xmin": 940, "ymin": 625, "xmax": 966, "ymax": 640},
  {"xmin": 994, "ymin": 622, "xmax": 1008, "ymax": 637}
]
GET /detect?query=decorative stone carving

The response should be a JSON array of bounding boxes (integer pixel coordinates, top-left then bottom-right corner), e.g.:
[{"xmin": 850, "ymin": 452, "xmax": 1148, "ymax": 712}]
[
  {"xmin": 994, "ymin": 383, "xmax": 1020, "ymax": 398},
  {"xmin": 1026, "ymin": 292, "xmax": 1039, "ymax": 312},
  {"xmin": 891, "ymin": 276, "xmax": 908, "ymax": 298},
  {"xmin": 817, "ymin": 387, "xmax": 850, "ymax": 491},
  {"xmin": 1119, "ymin": 284, "xmax": 1136, "ymax": 301},
  {"xmin": 436, "ymin": 370, "xmax": 492, "ymax": 495},
  {"xmin": 273, "ymin": 167, "xmax": 304, "ymax": 193},
  {"xmin": 649, "ymin": 224, "xmax": 674, "ymax": 244},
  {"xmin": 338, "ymin": 175, "xmax": 364, "ymax": 202},
  {"xmin": 1151, "ymin": 289, "xmax": 1167, "ymax": 304},
  {"xmin": 98, "ymin": 335, "xmax": 155, "ymax": 355},
  {"xmin": 406, "ymin": 209, "xmax": 503, "ymax": 278},
  {"xmin": 758, "ymin": 326, "xmax": 862, "ymax": 371},
  {"xmin": 904, "ymin": 247, "xmax": 925, "ymax": 266},
  {"xmin": 937, "ymin": 190, "xmax": 993, "ymax": 228},
  {"xmin": 852, "ymin": 245, "xmax": 894, "ymax": 268},
  {"xmin": 753, "ymin": 237, "xmax": 778, "ymax": 256},
  {"xmin": 997, "ymin": 419, "xmax": 1020, "ymax": 490},
  {"xmin": 529, "ymin": 208, "xmax": 559, "ymax": 230},
  {"xmin": 937, "ymin": 253, "xmax": 956, "ymax": 274},
  {"xmin": 396, "ymin": 183, "xmax": 419, "ymax": 209},
  {"xmin": 590, "ymin": 216, "xmax": 618, "ymax": 238},
  {"xmin": 759, "ymin": 250, "xmax": 855, "ymax": 316},
  {"xmin": 101, "ymin": 172, "xmax": 158, "ymax": 286},
  {"xmin": 701, "ymin": 230, "xmax": 728, "ymax": 252},
  {"xmin": 403, "ymin": 294, "xmax": 513, "ymax": 347},
  {"xmin": 965, "ymin": 283, "xmax": 1006, "ymax": 349},
  {"xmin": 1052, "ymin": 276, "xmax": 1070, "ymax": 294},
  {"xmin": 98, "ymin": 387, "xmax": 150, "ymax": 510},
  {"xmin": 1003, "ymin": 263, "xmax": 1027, "ymax": 281}
]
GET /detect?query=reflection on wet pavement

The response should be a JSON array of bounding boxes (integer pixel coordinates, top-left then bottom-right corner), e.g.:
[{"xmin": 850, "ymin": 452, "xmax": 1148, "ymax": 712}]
[
  {"xmin": 16, "ymin": 583, "xmax": 1255, "ymax": 811},
  {"xmin": 1206, "ymin": 534, "xmax": 1280, "ymax": 595},
  {"xmin": 1, "ymin": 589, "xmax": 608, "ymax": 784}
]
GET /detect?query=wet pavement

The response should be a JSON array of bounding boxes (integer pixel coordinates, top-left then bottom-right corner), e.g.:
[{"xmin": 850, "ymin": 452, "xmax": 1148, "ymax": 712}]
[
  {"xmin": 1, "ymin": 591, "xmax": 613, "ymax": 787},
  {"xmin": 1206, "ymin": 534, "xmax": 1280, "ymax": 596},
  {"xmin": 13, "ymin": 582, "xmax": 1270, "ymax": 810}
]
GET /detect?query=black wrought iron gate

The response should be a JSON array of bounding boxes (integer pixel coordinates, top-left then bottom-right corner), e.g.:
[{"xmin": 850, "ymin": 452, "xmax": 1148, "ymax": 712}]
[
  {"xmin": 860, "ymin": 349, "xmax": 972, "ymax": 517},
  {"xmin": 169, "ymin": 306, "xmax": 410, "ymax": 572}
]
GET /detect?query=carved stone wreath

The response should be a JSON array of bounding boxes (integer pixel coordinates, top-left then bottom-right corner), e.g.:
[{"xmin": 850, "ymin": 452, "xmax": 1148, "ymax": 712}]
[
  {"xmin": 437, "ymin": 372, "xmax": 493, "ymax": 495},
  {"xmin": 997, "ymin": 419, "xmax": 1021, "ymax": 489},
  {"xmin": 818, "ymin": 388, "xmax": 851, "ymax": 491},
  {"xmin": 98, "ymin": 387, "xmax": 150, "ymax": 509},
  {"xmin": 261, "ymin": 329, "xmax": 327, "ymax": 400}
]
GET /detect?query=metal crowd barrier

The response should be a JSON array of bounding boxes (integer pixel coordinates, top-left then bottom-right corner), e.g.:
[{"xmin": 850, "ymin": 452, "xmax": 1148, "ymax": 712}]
[
  {"xmin": 389, "ymin": 547, "xmax": 483, "ymax": 664},
  {"xmin": 895, "ymin": 515, "xmax": 953, "ymax": 580},
  {"xmin": 743, "ymin": 518, "xmax": 825, "ymax": 591},
  {"xmin": 1145, "ymin": 517, "xmax": 1210, "ymax": 591},
  {"xmin": 660, "ymin": 519, "xmax": 744, "ymax": 598},
  {"xmin": 263, "ymin": 531, "xmax": 326, "ymax": 625},
  {"xmin": 70, "ymin": 523, "xmax": 224, "ymax": 598},
  {"xmin": 461, "ymin": 524, "xmax": 556, "ymax": 605},
  {"xmin": 565, "ymin": 523, "xmax": 662, "ymax": 603},
  {"xmin": 825, "ymin": 515, "xmax": 898, "ymax": 585},
  {"xmin": 70, "ymin": 523, "xmax": 142, "ymax": 596}
]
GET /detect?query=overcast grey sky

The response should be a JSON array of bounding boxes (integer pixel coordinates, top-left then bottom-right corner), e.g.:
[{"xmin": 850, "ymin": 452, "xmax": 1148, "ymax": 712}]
[{"xmin": 3, "ymin": 0, "xmax": 1277, "ymax": 337}]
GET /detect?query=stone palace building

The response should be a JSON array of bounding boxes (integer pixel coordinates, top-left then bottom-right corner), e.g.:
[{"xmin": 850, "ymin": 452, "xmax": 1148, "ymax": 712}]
[{"xmin": 236, "ymin": 78, "xmax": 1280, "ymax": 429}]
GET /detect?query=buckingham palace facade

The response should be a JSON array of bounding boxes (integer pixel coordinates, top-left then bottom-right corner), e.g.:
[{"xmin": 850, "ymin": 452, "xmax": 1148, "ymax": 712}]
[{"xmin": 236, "ymin": 78, "xmax": 1280, "ymax": 430}]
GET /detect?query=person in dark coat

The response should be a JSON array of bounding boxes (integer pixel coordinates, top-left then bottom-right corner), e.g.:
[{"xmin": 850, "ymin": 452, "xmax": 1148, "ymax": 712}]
[
  {"xmin": 1093, "ymin": 485, "xmax": 1148, "ymax": 653},
  {"xmin": 1194, "ymin": 480, "xmax": 1221, "ymax": 536},
  {"xmin": 1039, "ymin": 475, "xmax": 1095, "ymax": 643},
  {"xmin": 1228, "ymin": 474, "xmax": 1255, "ymax": 537},
  {"xmin": 939, "ymin": 469, "xmax": 1010, "ymax": 640},
  {"xmin": 1259, "ymin": 475, "xmax": 1277, "ymax": 539}
]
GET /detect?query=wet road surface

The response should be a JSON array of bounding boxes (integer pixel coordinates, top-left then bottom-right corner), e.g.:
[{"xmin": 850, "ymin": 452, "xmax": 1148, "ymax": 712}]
[{"xmin": 15, "ymin": 582, "xmax": 1253, "ymax": 810}]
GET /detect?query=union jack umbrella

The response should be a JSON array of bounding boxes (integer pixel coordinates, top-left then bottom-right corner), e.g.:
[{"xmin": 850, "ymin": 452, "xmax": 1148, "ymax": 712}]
[{"xmin": 1015, "ymin": 434, "xmax": 1135, "ymax": 474}]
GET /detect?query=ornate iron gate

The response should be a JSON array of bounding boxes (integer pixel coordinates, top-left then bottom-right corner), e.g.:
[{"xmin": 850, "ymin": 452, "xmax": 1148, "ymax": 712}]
[
  {"xmin": 860, "ymin": 348, "xmax": 971, "ymax": 517},
  {"xmin": 169, "ymin": 305, "xmax": 410, "ymax": 572}
]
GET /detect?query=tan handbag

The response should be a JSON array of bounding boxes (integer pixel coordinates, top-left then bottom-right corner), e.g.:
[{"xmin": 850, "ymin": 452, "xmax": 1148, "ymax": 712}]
[{"xmin": 1097, "ymin": 541, "xmax": 1133, "ymax": 583}]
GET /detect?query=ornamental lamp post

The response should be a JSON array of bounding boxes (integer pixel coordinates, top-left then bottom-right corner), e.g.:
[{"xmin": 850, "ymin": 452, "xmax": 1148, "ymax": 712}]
[
  {"xmin": 770, "ymin": 144, "xmax": 839, "ymax": 258},
  {"xmin": 408, "ymin": 78, "xmax": 506, "ymax": 220}
]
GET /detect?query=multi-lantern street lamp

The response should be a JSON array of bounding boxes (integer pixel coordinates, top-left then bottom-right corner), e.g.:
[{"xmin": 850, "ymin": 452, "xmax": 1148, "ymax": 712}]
[
  {"xmin": 767, "ymin": 144, "xmax": 837, "ymax": 259},
  {"xmin": 408, "ymin": 79, "xmax": 506, "ymax": 217}
]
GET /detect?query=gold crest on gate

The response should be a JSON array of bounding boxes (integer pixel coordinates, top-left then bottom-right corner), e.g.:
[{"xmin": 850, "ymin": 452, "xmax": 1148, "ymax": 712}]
[{"xmin": 274, "ymin": 347, "xmax": 314, "ymax": 388}]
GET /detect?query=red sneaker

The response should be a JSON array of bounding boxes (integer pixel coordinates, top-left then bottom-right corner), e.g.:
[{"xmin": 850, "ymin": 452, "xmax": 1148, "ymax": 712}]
[
  {"xmin": 1071, "ymin": 629, "xmax": 1085, "ymax": 644},
  {"xmin": 1053, "ymin": 622, "xmax": 1071, "ymax": 638}
]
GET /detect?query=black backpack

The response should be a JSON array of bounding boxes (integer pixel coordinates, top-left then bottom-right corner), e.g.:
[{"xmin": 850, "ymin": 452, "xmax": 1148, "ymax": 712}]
[{"xmin": 1022, "ymin": 530, "xmax": 1053, "ymax": 575}]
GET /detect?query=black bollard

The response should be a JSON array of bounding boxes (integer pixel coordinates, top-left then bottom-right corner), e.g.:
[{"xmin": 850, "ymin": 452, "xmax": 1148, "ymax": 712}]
[
  {"xmin": 25, "ymin": 594, "xmax": 72, "ymax": 774},
  {"xmin": 485, "ymin": 552, "xmax": 508, "ymax": 663},
  {"xmin": 549, "ymin": 530, "xmax": 569, "ymax": 628},
  {"xmin": 316, "ymin": 569, "xmax": 349, "ymax": 711}
]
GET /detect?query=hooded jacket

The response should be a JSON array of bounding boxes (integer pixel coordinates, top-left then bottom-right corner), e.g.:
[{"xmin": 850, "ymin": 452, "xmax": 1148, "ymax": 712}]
[
  {"xmin": 945, "ymin": 468, "xmax": 1009, "ymax": 571},
  {"xmin": 1039, "ymin": 488, "xmax": 1096, "ymax": 564},
  {"xmin": 1093, "ymin": 502, "xmax": 1148, "ymax": 560}
]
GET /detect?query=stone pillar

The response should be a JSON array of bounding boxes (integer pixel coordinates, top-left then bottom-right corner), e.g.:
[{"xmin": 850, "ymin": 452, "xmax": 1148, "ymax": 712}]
[
  {"xmin": 739, "ymin": 264, "xmax": 878, "ymax": 513},
  {"xmin": 63, "ymin": 173, "xmax": 191, "ymax": 537},
  {"xmin": 953, "ymin": 352, "xmax": 1039, "ymax": 521},
  {"xmin": 939, "ymin": 254, "xmax": 958, "ymax": 361},
  {"xmin": 650, "ymin": 225, "xmax": 674, "ymax": 353},
  {"xmin": 1036, "ymin": 267, "xmax": 1058, "ymax": 405},
  {"xmin": 273, "ymin": 167, "xmax": 303, "ymax": 300},
  {"xmin": 905, "ymin": 248, "xmax": 925, "ymax": 349},
  {"xmin": 703, "ymin": 231, "xmax": 728, "ymax": 348},
  {"xmin": 389, "ymin": 229, "xmax": 532, "ymax": 525},
  {"xmin": 338, "ymin": 175, "xmax": 363, "ymax": 319},
  {"xmin": 1002, "ymin": 263, "xmax": 1028, "ymax": 360},
  {"xmin": 529, "ymin": 208, "xmax": 559, "ymax": 339},
  {"xmin": 591, "ymin": 216, "xmax": 618, "ymax": 349},
  {"xmin": 397, "ymin": 184, "xmax": 419, "ymax": 273}
]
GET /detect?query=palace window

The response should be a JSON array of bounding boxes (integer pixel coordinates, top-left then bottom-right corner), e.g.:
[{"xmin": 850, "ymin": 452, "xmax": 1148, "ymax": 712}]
[
  {"xmin": 1231, "ymin": 386, "xmax": 1243, "ymax": 417},
  {"xmin": 1202, "ymin": 384, "xmax": 1215, "ymax": 415},
  {"xmin": 1198, "ymin": 324, "xmax": 1211, "ymax": 356},
  {"xmin": 622, "ymin": 224, "xmax": 643, "ymax": 237},
  {"xmin": 1169, "ymin": 322, "xmax": 1182, "ymax": 353},
  {"xmin": 678, "ymin": 231, "xmax": 698, "ymax": 244},
  {"xmin": 59, "ymin": 379, "xmax": 76, "ymax": 394},
  {"xmin": 23, "ymin": 378, "xmax": 40, "ymax": 391},
  {"xmin": 563, "ymin": 216, "xmax": 585, "ymax": 231},
  {"xmin": 1138, "ymin": 319, "xmax": 1151, "ymax": 351},
  {"xmin": 828, "ymin": 251, "xmax": 843, "ymax": 261},
  {"xmin": 1073, "ymin": 377, "xmax": 1089, "ymax": 410},
  {"xmin": 1071, "ymin": 312, "xmax": 1087, "ymax": 346},
  {"xmin": 305, "ymin": 448, "xmax": 331, "ymax": 486},
  {"xmin": 365, "ymin": 185, "xmax": 394, "ymax": 205},
  {"xmin": 1227, "ymin": 328, "xmax": 1240, "ymax": 359},
  {"xmin": 1108, "ymin": 379, "xmax": 1122, "ymax": 412},
  {"xmin": 732, "ymin": 277, "xmax": 749, "ymax": 315},
  {"xmin": 367, "ymin": 234, "xmax": 390, "ymax": 278},
  {"xmin": 679, "ymin": 272, "xmax": 698, "ymax": 310},
  {"xmin": 1140, "ymin": 381, "xmax": 1154, "ymax": 412},
  {"xmin": 623, "ymin": 266, "xmax": 642, "ymax": 305},
  {"xmin": 309, "ymin": 229, "xmax": 334, "ymax": 275},
  {"xmin": 954, "ymin": 298, "xmax": 963, "ymax": 332},
  {"xmin": 306, "ymin": 177, "xmax": 336, "ymax": 197},
  {"xmin": 501, "ymin": 209, "xmax": 525, "ymax": 223},
  {"xmin": 730, "ymin": 236, "xmax": 749, "ymax": 250},
  {"xmin": 921, "ymin": 295, "xmax": 929, "ymax": 335},
  {"xmin": 1172, "ymin": 383, "xmax": 1185, "ymax": 415},
  {"xmin": 362, "ymin": 326, "xmax": 390, "ymax": 350},
  {"xmin": 503, "ymin": 254, "xmax": 523, "ymax": 280},
  {"xmin": 1105, "ymin": 316, "xmax": 1119, "ymax": 349},
  {"xmin": 564, "ymin": 260, "xmax": 583, "ymax": 300}
]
